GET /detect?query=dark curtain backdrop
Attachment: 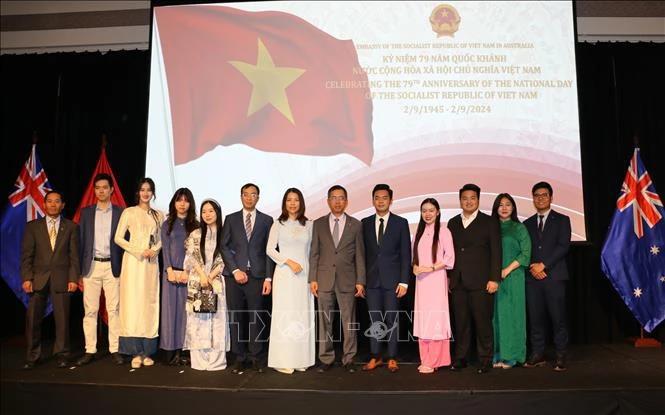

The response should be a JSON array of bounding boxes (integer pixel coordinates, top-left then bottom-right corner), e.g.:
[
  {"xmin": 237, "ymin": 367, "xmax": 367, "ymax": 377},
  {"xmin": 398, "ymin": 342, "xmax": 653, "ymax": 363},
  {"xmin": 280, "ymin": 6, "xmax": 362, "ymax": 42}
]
[{"xmin": 1, "ymin": 42, "xmax": 664, "ymax": 343}]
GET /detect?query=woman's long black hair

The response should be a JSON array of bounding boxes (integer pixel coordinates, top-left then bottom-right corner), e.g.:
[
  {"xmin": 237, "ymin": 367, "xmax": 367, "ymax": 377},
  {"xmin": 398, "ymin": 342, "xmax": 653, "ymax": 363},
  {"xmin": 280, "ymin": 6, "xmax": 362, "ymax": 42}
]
[
  {"xmin": 491, "ymin": 193, "xmax": 519, "ymax": 222},
  {"xmin": 199, "ymin": 199, "xmax": 223, "ymax": 264},
  {"xmin": 166, "ymin": 187, "xmax": 199, "ymax": 235},
  {"xmin": 412, "ymin": 198, "xmax": 441, "ymax": 265},
  {"xmin": 277, "ymin": 188, "xmax": 308, "ymax": 226}
]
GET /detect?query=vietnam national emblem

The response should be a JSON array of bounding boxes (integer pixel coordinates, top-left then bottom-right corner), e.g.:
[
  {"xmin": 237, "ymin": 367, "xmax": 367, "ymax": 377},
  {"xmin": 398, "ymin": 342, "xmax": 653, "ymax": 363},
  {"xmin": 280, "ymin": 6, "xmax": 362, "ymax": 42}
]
[{"xmin": 430, "ymin": 4, "xmax": 461, "ymax": 37}]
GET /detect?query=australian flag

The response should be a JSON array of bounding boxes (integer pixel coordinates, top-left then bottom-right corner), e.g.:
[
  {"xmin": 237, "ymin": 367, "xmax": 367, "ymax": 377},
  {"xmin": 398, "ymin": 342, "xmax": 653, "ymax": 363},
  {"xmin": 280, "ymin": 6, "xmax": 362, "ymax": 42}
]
[
  {"xmin": 601, "ymin": 148, "xmax": 665, "ymax": 332},
  {"xmin": 0, "ymin": 144, "xmax": 52, "ymax": 308}
]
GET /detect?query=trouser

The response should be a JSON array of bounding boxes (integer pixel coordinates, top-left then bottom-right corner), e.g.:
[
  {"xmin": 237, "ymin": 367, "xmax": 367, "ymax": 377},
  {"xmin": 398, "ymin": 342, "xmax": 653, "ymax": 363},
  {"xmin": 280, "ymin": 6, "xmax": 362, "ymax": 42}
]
[
  {"xmin": 26, "ymin": 280, "xmax": 71, "ymax": 362},
  {"xmin": 82, "ymin": 260, "xmax": 120, "ymax": 353},
  {"xmin": 225, "ymin": 275, "xmax": 265, "ymax": 363},
  {"xmin": 366, "ymin": 287, "xmax": 399, "ymax": 358},
  {"xmin": 451, "ymin": 287, "xmax": 494, "ymax": 364},
  {"xmin": 526, "ymin": 279, "xmax": 568, "ymax": 359},
  {"xmin": 317, "ymin": 287, "xmax": 357, "ymax": 365}
]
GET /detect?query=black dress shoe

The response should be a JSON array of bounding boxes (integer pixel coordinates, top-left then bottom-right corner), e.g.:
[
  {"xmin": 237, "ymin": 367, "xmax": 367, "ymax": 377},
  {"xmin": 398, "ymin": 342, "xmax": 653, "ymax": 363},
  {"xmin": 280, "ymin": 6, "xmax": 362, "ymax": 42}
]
[
  {"xmin": 343, "ymin": 362, "xmax": 357, "ymax": 373},
  {"xmin": 553, "ymin": 359, "xmax": 567, "ymax": 372},
  {"xmin": 167, "ymin": 355, "xmax": 179, "ymax": 366},
  {"xmin": 476, "ymin": 363, "xmax": 492, "ymax": 374},
  {"xmin": 179, "ymin": 356, "xmax": 190, "ymax": 366},
  {"xmin": 316, "ymin": 363, "xmax": 333, "ymax": 373},
  {"xmin": 75, "ymin": 353, "xmax": 95, "ymax": 366},
  {"xmin": 56, "ymin": 358, "xmax": 69, "ymax": 368},
  {"xmin": 22, "ymin": 361, "xmax": 36, "ymax": 370},
  {"xmin": 231, "ymin": 361, "xmax": 245, "ymax": 374},
  {"xmin": 251, "ymin": 361, "xmax": 265, "ymax": 373},
  {"xmin": 523, "ymin": 356, "xmax": 546, "ymax": 368},
  {"xmin": 449, "ymin": 360, "xmax": 467, "ymax": 372},
  {"xmin": 111, "ymin": 353, "xmax": 124, "ymax": 365}
]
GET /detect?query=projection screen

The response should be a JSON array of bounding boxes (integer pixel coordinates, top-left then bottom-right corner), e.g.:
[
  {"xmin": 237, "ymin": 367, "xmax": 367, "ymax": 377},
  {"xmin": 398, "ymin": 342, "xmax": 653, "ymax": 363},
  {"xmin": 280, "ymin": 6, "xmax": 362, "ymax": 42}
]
[{"xmin": 146, "ymin": 1, "xmax": 586, "ymax": 240}]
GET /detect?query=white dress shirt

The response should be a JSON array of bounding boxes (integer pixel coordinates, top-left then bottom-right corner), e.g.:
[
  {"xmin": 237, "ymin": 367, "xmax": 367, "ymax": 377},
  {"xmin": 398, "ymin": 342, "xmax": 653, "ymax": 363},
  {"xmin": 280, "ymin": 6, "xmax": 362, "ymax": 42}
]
[{"xmin": 461, "ymin": 209, "xmax": 479, "ymax": 229}]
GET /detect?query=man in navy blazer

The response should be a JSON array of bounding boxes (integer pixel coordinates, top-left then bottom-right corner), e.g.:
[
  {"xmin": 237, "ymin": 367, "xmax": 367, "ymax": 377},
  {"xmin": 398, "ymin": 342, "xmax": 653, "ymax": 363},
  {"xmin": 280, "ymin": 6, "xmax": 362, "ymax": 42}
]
[
  {"xmin": 221, "ymin": 183, "xmax": 274, "ymax": 374},
  {"xmin": 361, "ymin": 184, "xmax": 411, "ymax": 373},
  {"xmin": 76, "ymin": 173, "xmax": 124, "ymax": 366},
  {"xmin": 523, "ymin": 181, "xmax": 571, "ymax": 372}
]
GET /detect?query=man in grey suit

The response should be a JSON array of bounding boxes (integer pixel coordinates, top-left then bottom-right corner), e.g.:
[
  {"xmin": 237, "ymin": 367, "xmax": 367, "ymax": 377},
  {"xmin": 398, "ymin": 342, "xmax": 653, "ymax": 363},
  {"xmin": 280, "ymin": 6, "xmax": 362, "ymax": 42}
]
[
  {"xmin": 76, "ymin": 173, "xmax": 124, "ymax": 366},
  {"xmin": 21, "ymin": 190, "xmax": 79, "ymax": 369},
  {"xmin": 309, "ymin": 185, "xmax": 366, "ymax": 373}
]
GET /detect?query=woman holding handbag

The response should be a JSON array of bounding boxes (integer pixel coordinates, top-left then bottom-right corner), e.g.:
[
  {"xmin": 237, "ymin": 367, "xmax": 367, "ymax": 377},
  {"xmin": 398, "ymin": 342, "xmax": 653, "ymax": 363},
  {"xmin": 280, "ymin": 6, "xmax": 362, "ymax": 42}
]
[
  {"xmin": 160, "ymin": 188, "xmax": 199, "ymax": 366},
  {"xmin": 182, "ymin": 199, "xmax": 230, "ymax": 370}
]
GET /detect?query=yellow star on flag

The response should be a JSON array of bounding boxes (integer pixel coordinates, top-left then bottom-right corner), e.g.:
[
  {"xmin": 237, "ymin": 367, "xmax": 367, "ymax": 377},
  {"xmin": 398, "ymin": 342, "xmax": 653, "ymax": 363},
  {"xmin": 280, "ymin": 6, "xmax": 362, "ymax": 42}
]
[{"xmin": 229, "ymin": 38, "xmax": 305, "ymax": 124}]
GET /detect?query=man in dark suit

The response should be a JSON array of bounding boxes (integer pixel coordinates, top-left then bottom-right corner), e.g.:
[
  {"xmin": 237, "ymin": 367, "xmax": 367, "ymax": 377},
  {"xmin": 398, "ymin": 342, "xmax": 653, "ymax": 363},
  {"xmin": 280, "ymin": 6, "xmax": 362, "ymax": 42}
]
[
  {"xmin": 360, "ymin": 184, "xmax": 411, "ymax": 373},
  {"xmin": 21, "ymin": 190, "xmax": 80, "ymax": 369},
  {"xmin": 309, "ymin": 185, "xmax": 366, "ymax": 373},
  {"xmin": 522, "ymin": 181, "xmax": 571, "ymax": 372},
  {"xmin": 221, "ymin": 183, "xmax": 274, "ymax": 374},
  {"xmin": 447, "ymin": 183, "xmax": 501, "ymax": 374},
  {"xmin": 75, "ymin": 173, "xmax": 124, "ymax": 366}
]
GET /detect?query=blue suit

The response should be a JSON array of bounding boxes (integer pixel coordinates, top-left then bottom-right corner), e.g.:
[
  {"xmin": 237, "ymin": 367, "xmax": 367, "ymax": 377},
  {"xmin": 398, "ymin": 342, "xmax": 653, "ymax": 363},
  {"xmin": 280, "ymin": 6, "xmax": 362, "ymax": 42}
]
[
  {"xmin": 79, "ymin": 204, "xmax": 123, "ymax": 277},
  {"xmin": 221, "ymin": 209, "xmax": 274, "ymax": 364},
  {"xmin": 361, "ymin": 213, "xmax": 411, "ymax": 359},
  {"xmin": 523, "ymin": 209, "xmax": 571, "ymax": 360}
]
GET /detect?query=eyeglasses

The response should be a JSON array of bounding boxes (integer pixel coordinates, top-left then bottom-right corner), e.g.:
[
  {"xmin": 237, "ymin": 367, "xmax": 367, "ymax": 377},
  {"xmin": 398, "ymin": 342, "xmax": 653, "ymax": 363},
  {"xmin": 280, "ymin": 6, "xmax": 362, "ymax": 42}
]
[
  {"xmin": 242, "ymin": 193, "xmax": 258, "ymax": 198},
  {"xmin": 533, "ymin": 193, "xmax": 550, "ymax": 199}
]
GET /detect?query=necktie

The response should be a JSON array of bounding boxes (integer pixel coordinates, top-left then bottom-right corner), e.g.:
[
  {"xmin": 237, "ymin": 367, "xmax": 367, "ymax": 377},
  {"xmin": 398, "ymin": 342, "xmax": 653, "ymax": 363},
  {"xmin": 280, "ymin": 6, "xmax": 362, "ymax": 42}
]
[
  {"xmin": 245, "ymin": 212, "xmax": 252, "ymax": 241},
  {"xmin": 332, "ymin": 218, "xmax": 340, "ymax": 247},
  {"xmin": 49, "ymin": 218, "xmax": 57, "ymax": 250},
  {"xmin": 378, "ymin": 218, "xmax": 384, "ymax": 246},
  {"xmin": 538, "ymin": 214, "xmax": 544, "ymax": 233}
]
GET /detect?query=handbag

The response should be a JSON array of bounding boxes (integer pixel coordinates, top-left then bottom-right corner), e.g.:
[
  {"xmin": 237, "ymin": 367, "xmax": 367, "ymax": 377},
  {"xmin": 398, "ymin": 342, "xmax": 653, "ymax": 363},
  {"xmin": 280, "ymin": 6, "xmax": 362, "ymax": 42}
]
[{"xmin": 193, "ymin": 286, "xmax": 218, "ymax": 313}]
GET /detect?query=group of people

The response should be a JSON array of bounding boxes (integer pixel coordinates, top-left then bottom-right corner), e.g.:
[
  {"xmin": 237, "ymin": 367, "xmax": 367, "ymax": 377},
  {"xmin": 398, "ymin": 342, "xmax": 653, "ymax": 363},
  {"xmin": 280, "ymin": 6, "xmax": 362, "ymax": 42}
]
[{"xmin": 20, "ymin": 174, "xmax": 571, "ymax": 375}]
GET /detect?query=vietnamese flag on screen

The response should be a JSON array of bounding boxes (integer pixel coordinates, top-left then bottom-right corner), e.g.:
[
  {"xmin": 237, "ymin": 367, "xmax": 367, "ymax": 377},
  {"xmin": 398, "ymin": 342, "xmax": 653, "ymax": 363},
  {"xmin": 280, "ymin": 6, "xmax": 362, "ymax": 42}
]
[{"xmin": 155, "ymin": 5, "xmax": 374, "ymax": 165}]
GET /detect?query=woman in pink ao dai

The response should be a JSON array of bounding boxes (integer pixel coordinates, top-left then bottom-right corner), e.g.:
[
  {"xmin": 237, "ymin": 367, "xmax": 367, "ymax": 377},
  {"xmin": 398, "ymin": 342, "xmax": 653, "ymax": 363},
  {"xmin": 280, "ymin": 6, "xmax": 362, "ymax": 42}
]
[{"xmin": 412, "ymin": 198, "xmax": 455, "ymax": 374}]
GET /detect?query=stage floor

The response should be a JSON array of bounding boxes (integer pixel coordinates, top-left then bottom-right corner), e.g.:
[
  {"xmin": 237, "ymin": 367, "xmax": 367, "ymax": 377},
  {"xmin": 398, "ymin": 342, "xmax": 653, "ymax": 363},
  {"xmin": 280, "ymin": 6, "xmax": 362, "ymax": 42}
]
[{"xmin": 2, "ymin": 338, "xmax": 663, "ymax": 415}]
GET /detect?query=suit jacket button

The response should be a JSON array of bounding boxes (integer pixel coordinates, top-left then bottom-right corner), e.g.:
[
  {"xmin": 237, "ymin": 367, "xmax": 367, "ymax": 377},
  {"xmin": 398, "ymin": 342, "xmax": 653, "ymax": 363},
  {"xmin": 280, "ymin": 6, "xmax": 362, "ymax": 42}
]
[
  {"xmin": 332, "ymin": 264, "xmax": 336, "ymax": 267},
  {"xmin": 461, "ymin": 247, "xmax": 465, "ymax": 252}
]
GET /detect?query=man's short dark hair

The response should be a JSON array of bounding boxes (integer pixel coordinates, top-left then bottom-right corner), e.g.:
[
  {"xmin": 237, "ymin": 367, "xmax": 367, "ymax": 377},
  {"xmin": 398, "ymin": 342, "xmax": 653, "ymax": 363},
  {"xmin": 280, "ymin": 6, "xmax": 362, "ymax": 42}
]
[
  {"xmin": 458, "ymin": 183, "xmax": 481, "ymax": 199},
  {"xmin": 327, "ymin": 185, "xmax": 348, "ymax": 199},
  {"xmin": 372, "ymin": 184, "xmax": 393, "ymax": 199},
  {"xmin": 93, "ymin": 173, "xmax": 113, "ymax": 188},
  {"xmin": 44, "ymin": 190, "xmax": 64, "ymax": 203},
  {"xmin": 241, "ymin": 183, "xmax": 260, "ymax": 196},
  {"xmin": 532, "ymin": 181, "xmax": 553, "ymax": 196}
]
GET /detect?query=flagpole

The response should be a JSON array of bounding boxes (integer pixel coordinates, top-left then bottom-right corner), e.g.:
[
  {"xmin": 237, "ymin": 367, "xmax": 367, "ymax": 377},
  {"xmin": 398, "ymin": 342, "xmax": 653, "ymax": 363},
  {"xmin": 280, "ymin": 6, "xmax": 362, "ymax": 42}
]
[
  {"xmin": 631, "ymin": 137, "xmax": 659, "ymax": 348},
  {"xmin": 633, "ymin": 133, "xmax": 638, "ymax": 149}
]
